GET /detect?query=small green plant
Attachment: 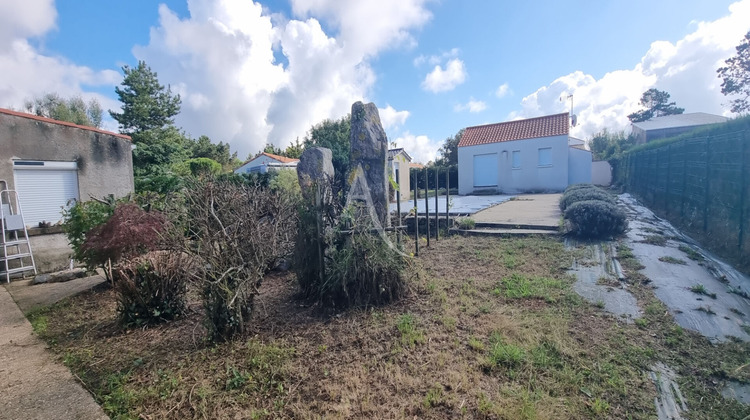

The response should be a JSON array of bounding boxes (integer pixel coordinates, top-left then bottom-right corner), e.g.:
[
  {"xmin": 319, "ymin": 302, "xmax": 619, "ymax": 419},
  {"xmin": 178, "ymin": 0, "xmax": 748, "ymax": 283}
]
[
  {"xmin": 695, "ymin": 305, "xmax": 716, "ymax": 315},
  {"xmin": 591, "ymin": 398, "xmax": 610, "ymax": 415},
  {"xmin": 486, "ymin": 333, "xmax": 525, "ymax": 368},
  {"xmin": 730, "ymin": 308, "xmax": 746, "ymax": 317},
  {"xmin": 741, "ymin": 324, "xmax": 750, "ymax": 335},
  {"xmin": 594, "ymin": 300, "xmax": 605, "ymax": 309},
  {"xmin": 689, "ymin": 284, "xmax": 717, "ymax": 299},
  {"xmin": 659, "ymin": 256, "xmax": 686, "ymax": 265},
  {"xmin": 225, "ymin": 365, "xmax": 250, "ymax": 390},
  {"xmin": 468, "ymin": 336, "xmax": 485, "ymax": 352},
  {"xmin": 635, "ymin": 318, "xmax": 649, "ymax": 328},
  {"xmin": 640, "ymin": 234, "xmax": 667, "ymax": 246},
  {"xmin": 678, "ymin": 245, "xmax": 703, "ymax": 261},
  {"xmin": 423, "ymin": 384, "xmax": 444, "ymax": 408},
  {"xmin": 396, "ymin": 313, "xmax": 425, "ymax": 348},
  {"xmin": 457, "ymin": 218, "xmax": 476, "ymax": 230}
]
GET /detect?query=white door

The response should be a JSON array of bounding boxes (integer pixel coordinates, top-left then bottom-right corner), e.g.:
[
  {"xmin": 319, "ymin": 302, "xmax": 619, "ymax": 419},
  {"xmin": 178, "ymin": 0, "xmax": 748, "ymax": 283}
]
[
  {"xmin": 473, "ymin": 153, "xmax": 498, "ymax": 187},
  {"xmin": 13, "ymin": 162, "xmax": 80, "ymax": 226}
]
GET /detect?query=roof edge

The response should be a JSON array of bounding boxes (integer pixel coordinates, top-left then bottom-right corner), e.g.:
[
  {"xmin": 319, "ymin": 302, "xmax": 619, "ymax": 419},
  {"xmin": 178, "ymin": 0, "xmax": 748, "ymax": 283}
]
[
  {"xmin": 464, "ymin": 112, "xmax": 569, "ymax": 131},
  {"xmin": 0, "ymin": 107, "xmax": 131, "ymax": 141}
]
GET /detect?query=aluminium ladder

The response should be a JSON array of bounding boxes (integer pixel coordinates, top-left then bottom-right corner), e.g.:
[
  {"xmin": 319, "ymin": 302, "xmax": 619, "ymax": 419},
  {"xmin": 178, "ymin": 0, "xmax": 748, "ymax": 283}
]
[{"xmin": 0, "ymin": 189, "xmax": 37, "ymax": 282}]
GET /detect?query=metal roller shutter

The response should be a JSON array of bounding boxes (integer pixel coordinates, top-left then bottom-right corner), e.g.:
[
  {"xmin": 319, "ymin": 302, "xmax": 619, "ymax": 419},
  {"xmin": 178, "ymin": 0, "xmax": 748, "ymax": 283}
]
[{"xmin": 13, "ymin": 164, "xmax": 79, "ymax": 226}]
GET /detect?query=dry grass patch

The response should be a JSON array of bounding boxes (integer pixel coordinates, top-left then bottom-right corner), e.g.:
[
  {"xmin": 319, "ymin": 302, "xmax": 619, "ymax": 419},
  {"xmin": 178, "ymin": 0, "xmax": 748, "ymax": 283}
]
[{"xmin": 27, "ymin": 235, "xmax": 750, "ymax": 419}]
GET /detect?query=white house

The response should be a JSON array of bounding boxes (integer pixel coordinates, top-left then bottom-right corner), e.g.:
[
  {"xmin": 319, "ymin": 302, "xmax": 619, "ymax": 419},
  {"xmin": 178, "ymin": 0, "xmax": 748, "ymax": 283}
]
[
  {"xmin": 388, "ymin": 148, "xmax": 412, "ymax": 201},
  {"xmin": 234, "ymin": 152, "xmax": 299, "ymax": 175},
  {"xmin": 630, "ymin": 112, "xmax": 728, "ymax": 144},
  {"xmin": 457, "ymin": 113, "xmax": 591, "ymax": 195}
]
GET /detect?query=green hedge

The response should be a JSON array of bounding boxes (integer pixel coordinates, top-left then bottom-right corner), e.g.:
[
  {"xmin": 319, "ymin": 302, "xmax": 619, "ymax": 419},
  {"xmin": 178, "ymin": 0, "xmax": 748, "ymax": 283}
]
[
  {"xmin": 559, "ymin": 187, "xmax": 614, "ymax": 211},
  {"xmin": 564, "ymin": 200, "xmax": 627, "ymax": 238}
]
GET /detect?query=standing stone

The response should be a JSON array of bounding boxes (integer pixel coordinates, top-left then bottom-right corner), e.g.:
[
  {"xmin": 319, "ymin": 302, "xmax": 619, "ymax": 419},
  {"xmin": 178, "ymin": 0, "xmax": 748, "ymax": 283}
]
[
  {"xmin": 348, "ymin": 101, "xmax": 389, "ymax": 227},
  {"xmin": 297, "ymin": 147, "xmax": 335, "ymax": 203}
]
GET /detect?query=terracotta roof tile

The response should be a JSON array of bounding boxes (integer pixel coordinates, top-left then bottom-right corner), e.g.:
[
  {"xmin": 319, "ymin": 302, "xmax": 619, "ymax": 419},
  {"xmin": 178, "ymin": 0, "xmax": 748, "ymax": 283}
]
[
  {"xmin": 458, "ymin": 113, "xmax": 569, "ymax": 147},
  {"xmin": 0, "ymin": 107, "xmax": 131, "ymax": 141}
]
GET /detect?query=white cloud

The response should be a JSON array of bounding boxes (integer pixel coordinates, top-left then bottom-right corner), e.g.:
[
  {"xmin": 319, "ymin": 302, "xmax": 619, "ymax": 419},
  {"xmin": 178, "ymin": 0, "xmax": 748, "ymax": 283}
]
[
  {"xmin": 413, "ymin": 47, "xmax": 460, "ymax": 67},
  {"xmin": 495, "ymin": 83, "xmax": 511, "ymax": 98},
  {"xmin": 421, "ymin": 58, "xmax": 466, "ymax": 93},
  {"xmin": 131, "ymin": 0, "xmax": 432, "ymax": 158},
  {"xmin": 512, "ymin": 0, "xmax": 750, "ymax": 144},
  {"xmin": 454, "ymin": 97, "xmax": 487, "ymax": 113},
  {"xmin": 0, "ymin": 1, "xmax": 121, "ymax": 119},
  {"xmin": 393, "ymin": 131, "xmax": 439, "ymax": 163},
  {"xmin": 379, "ymin": 104, "xmax": 410, "ymax": 130}
]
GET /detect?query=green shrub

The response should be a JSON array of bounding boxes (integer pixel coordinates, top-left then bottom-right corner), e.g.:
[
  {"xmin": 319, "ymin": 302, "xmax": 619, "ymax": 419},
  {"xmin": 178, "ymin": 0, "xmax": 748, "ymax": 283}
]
[
  {"xmin": 564, "ymin": 183, "xmax": 599, "ymax": 193},
  {"xmin": 559, "ymin": 187, "xmax": 615, "ymax": 211},
  {"xmin": 457, "ymin": 218, "xmax": 476, "ymax": 229},
  {"xmin": 61, "ymin": 197, "xmax": 117, "ymax": 267},
  {"xmin": 564, "ymin": 200, "xmax": 628, "ymax": 238},
  {"xmin": 113, "ymin": 252, "xmax": 188, "ymax": 327}
]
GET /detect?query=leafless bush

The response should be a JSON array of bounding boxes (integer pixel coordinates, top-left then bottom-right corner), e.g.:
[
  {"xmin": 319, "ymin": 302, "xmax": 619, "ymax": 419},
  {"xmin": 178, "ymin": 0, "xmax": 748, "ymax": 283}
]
[{"xmin": 177, "ymin": 177, "xmax": 298, "ymax": 341}]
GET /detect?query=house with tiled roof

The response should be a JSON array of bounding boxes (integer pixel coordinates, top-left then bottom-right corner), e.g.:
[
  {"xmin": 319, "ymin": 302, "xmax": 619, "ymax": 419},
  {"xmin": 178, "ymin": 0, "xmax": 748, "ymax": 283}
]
[
  {"xmin": 457, "ymin": 112, "xmax": 591, "ymax": 195},
  {"xmin": 234, "ymin": 152, "xmax": 299, "ymax": 175}
]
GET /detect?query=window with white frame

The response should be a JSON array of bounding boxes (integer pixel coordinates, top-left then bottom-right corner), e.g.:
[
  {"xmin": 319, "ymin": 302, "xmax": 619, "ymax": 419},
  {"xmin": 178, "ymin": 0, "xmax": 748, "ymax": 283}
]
[
  {"xmin": 538, "ymin": 147, "xmax": 552, "ymax": 167},
  {"xmin": 512, "ymin": 150, "xmax": 521, "ymax": 169}
]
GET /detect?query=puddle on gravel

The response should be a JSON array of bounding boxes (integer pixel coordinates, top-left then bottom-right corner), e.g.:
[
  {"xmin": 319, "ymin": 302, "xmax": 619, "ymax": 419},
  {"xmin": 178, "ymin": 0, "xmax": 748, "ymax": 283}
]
[
  {"xmin": 650, "ymin": 363, "xmax": 688, "ymax": 420},
  {"xmin": 619, "ymin": 193, "xmax": 750, "ymax": 343},
  {"xmin": 567, "ymin": 239, "xmax": 641, "ymax": 321},
  {"xmin": 722, "ymin": 380, "xmax": 750, "ymax": 405}
]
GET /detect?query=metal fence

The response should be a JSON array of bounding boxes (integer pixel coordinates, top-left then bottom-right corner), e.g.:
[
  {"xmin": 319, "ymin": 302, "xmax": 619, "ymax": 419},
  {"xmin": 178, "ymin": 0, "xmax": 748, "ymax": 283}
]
[{"xmin": 614, "ymin": 128, "xmax": 749, "ymax": 272}]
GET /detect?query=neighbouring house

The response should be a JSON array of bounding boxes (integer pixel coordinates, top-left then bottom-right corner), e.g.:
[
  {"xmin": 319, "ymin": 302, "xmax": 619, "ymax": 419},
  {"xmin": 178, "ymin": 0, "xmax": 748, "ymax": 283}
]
[
  {"xmin": 234, "ymin": 152, "xmax": 299, "ymax": 174},
  {"xmin": 457, "ymin": 112, "xmax": 591, "ymax": 195},
  {"xmin": 631, "ymin": 112, "xmax": 728, "ymax": 145},
  {"xmin": 0, "ymin": 107, "xmax": 134, "ymax": 272},
  {"xmin": 388, "ymin": 148, "xmax": 412, "ymax": 201}
]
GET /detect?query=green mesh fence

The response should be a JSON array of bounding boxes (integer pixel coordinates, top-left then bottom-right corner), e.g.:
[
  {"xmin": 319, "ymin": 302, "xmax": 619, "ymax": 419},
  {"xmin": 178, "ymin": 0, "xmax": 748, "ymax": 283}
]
[{"xmin": 614, "ymin": 125, "xmax": 750, "ymax": 273}]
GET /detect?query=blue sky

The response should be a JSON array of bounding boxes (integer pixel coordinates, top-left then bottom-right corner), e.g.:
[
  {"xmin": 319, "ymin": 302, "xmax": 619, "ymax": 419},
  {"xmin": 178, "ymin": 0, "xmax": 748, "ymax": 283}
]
[{"xmin": 1, "ymin": 0, "xmax": 748, "ymax": 162}]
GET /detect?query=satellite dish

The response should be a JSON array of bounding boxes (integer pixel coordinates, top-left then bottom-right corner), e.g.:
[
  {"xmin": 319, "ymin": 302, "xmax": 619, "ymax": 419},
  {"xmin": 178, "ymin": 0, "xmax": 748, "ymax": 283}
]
[{"xmin": 571, "ymin": 114, "xmax": 578, "ymax": 127}]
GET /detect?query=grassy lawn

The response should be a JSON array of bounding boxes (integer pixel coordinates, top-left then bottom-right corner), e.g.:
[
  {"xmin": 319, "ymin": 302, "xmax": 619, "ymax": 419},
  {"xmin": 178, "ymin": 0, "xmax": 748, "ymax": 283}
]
[{"xmin": 29, "ymin": 236, "xmax": 750, "ymax": 419}]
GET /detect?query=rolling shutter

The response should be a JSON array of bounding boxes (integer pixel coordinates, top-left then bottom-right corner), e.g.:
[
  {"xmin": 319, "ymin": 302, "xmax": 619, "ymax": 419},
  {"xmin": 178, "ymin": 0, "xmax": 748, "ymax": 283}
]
[
  {"xmin": 13, "ymin": 161, "xmax": 80, "ymax": 226},
  {"xmin": 473, "ymin": 153, "xmax": 498, "ymax": 187}
]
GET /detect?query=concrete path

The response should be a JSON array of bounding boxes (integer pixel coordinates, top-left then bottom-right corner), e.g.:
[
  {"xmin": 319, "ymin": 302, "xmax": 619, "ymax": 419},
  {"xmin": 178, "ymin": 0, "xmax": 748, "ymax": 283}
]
[
  {"xmin": 6, "ymin": 275, "xmax": 106, "ymax": 314},
  {"xmin": 390, "ymin": 194, "xmax": 514, "ymax": 215},
  {"xmin": 0, "ymin": 281, "xmax": 108, "ymax": 420},
  {"xmin": 471, "ymin": 193, "xmax": 562, "ymax": 229}
]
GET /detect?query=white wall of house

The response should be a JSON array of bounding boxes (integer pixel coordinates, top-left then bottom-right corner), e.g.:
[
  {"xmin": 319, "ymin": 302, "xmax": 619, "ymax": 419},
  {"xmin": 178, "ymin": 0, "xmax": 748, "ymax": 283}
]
[
  {"xmin": 592, "ymin": 161, "xmax": 612, "ymax": 186},
  {"xmin": 568, "ymin": 147, "xmax": 592, "ymax": 185},
  {"xmin": 458, "ymin": 135, "xmax": 569, "ymax": 195},
  {"xmin": 389, "ymin": 153, "xmax": 411, "ymax": 201},
  {"xmin": 235, "ymin": 155, "xmax": 288, "ymax": 174}
]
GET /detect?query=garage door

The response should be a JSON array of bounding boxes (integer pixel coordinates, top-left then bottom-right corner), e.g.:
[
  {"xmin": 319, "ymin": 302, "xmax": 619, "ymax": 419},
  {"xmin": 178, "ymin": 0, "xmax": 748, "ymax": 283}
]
[
  {"xmin": 473, "ymin": 153, "xmax": 498, "ymax": 187},
  {"xmin": 13, "ymin": 161, "xmax": 80, "ymax": 226}
]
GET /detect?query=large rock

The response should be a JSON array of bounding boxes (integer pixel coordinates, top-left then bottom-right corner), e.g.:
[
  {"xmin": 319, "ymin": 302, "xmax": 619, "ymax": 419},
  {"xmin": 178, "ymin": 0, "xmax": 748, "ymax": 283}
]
[
  {"xmin": 297, "ymin": 147, "xmax": 335, "ymax": 203},
  {"xmin": 32, "ymin": 268, "xmax": 87, "ymax": 285},
  {"xmin": 348, "ymin": 101, "xmax": 389, "ymax": 227}
]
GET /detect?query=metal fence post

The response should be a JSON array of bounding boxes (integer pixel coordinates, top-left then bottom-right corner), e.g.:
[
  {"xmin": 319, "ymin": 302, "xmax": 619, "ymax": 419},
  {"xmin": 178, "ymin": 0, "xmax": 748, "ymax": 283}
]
[
  {"xmin": 681, "ymin": 139, "xmax": 687, "ymax": 220},
  {"xmin": 425, "ymin": 167, "xmax": 430, "ymax": 247},
  {"xmin": 435, "ymin": 168, "xmax": 439, "ymax": 242},
  {"xmin": 739, "ymin": 131, "xmax": 747, "ymax": 252},
  {"xmin": 413, "ymin": 169, "xmax": 419, "ymax": 256},
  {"xmin": 703, "ymin": 137, "xmax": 710, "ymax": 232},
  {"xmin": 446, "ymin": 169, "xmax": 450, "ymax": 229}
]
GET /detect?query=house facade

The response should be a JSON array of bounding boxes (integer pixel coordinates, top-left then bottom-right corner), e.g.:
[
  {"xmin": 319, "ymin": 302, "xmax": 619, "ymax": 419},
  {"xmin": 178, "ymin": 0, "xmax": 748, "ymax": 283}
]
[
  {"xmin": 457, "ymin": 113, "xmax": 591, "ymax": 195},
  {"xmin": 234, "ymin": 152, "xmax": 299, "ymax": 174},
  {"xmin": 388, "ymin": 148, "xmax": 412, "ymax": 201},
  {"xmin": 631, "ymin": 112, "xmax": 728, "ymax": 144},
  {"xmin": 0, "ymin": 107, "xmax": 134, "ymax": 272}
]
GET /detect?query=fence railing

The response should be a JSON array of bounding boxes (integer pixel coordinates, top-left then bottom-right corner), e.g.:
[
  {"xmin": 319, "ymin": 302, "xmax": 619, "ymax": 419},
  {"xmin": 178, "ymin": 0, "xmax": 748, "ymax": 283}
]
[{"xmin": 614, "ymin": 128, "xmax": 749, "ymax": 272}]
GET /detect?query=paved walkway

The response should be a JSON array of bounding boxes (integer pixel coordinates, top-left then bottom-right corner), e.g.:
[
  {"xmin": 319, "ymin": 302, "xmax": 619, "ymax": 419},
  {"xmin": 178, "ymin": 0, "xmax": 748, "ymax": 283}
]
[
  {"xmin": 471, "ymin": 193, "xmax": 562, "ymax": 229},
  {"xmin": 390, "ymin": 194, "xmax": 514, "ymax": 215},
  {"xmin": 0, "ymin": 280, "xmax": 108, "ymax": 420}
]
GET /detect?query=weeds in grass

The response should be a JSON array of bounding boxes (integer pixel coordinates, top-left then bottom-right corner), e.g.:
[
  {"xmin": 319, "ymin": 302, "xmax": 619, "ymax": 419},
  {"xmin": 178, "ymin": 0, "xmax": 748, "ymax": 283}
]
[
  {"xmin": 678, "ymin": 245, "xmax": 703, "ymax": 261},
  {"xmin": 468, "ymin": 337, "xmax": 485, "ymax": 352},
  {"xmin": 730, "ymin": 308, "xmax": 746, "ymax": 317},
  {"xmin": 457, "ymin": 218, "xmax": 476, "ymax": 230},
  {"xmin": 594, "ymin": 300, "xmax": 605, "ymax": 309},
  {"xmin": 486, "ymin": 332, "xmax": 525, "ymax": 369},
  {"xmin": 640, "ymin": 234, "xmax": 668, "ymax": 246},
  {"xmin": 659, "ymin": 256, "xmax": 687, "ymax": 265},
  {"xmin": 635, "ymin": 318, "xmax": 649, "ymax": 328},
  {"xmin": 423, "ymin": 384, "xmax": 445, "ymax": 408},
  {"xmin": 590, "ymin": 398, "xmax": 610, "ymax": 415},
  {"xmin": 495, "ymin": 272, "xmax": 565, "ymax": 301},
  {"xmin": 690, "ymin": 284, "xmax": 717, "ymax": 299},
  {"xmin": 396, "ymin": 313, "xmax": 425, "ymax": 348},
  {"xmin": 695, "ymin": 305, "xmax": 717, "ymax": 315},
  {"xmin": 27, "ymin": 310, "xmax": 48, "ymax": 335}
]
